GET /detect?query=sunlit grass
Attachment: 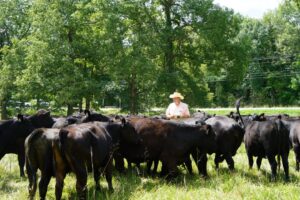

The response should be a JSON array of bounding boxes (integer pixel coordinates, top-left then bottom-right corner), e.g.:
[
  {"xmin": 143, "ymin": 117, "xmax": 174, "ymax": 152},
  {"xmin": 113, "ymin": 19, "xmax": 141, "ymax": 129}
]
[
  {"xmin": 1, "ymin": 108, "xmax": 300, "ymax": 199},
  {"xmin": 1, "ymin": 147, "xmax": 300, "ymax": 199}
]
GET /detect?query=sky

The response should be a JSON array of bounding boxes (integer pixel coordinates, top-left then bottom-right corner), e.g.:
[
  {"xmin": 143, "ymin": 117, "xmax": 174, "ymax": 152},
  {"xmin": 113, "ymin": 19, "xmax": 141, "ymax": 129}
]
[{"xmin": 213, "ymin": 0, "xmax": 283, "ymax": 19}]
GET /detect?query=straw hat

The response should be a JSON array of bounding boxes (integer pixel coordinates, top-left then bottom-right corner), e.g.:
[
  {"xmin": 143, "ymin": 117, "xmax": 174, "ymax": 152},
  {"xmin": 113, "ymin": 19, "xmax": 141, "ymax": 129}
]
[{"xmin": 169, "ymin": 91, "xmax": 184, "ymax": 100}]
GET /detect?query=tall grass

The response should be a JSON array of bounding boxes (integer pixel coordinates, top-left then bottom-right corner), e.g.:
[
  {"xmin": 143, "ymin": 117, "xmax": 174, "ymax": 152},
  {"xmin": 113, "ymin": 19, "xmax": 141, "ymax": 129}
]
[
  {"xmin": 1, "ymin": 146, "xmax": 300, "ymax": 200},
  {"xmin": 1, "ymin": 108, "xmax": 300, "ymax": 199}
]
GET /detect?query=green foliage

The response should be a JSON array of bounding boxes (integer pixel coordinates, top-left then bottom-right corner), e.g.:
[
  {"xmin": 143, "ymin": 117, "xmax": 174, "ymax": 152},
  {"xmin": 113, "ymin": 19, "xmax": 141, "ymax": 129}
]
[{"xmin": 0, "ymin": 0, "xmax": 299, "ymax": 117}]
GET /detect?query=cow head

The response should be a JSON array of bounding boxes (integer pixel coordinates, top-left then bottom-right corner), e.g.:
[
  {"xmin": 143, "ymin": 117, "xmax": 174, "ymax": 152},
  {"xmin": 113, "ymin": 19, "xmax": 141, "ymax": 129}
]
[
  {"xmin": 14, "ymin": 114, "xmax": 36, "ymax": 137},
  {"xmin": 81, "ymin": 110, "xmax": 110, "ymax": 123},
  {"xmin": 17, "ymin": 114, "xmax": 24, "ymax": 122},
  {"xmin": 120, "ymin": 118, "xmax": 141, "ymax": 144},
  {"xmin": 28, "ymin": 110, "xmax": 55, "ymax": 128},
  {"xmin": 250, "ymin": 113, "xmax": 266, "ymax": 121}
]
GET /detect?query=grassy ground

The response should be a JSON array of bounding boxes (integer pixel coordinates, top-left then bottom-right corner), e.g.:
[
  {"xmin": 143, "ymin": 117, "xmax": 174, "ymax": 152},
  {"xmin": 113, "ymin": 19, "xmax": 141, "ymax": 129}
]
[{"xmin": 1, "ymin": 108, "xmax": 300, "ymax": 200}]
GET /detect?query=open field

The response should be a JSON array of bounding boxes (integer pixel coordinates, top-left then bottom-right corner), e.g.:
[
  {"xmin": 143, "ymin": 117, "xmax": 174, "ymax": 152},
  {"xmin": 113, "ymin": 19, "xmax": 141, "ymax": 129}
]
[
  {"xmin": 1, "ymin": 108, "xmax": 300, "ymax": 200},
  {"xmin": 101, "ymin": 107, "xmax": 300, "ymax": 117}
]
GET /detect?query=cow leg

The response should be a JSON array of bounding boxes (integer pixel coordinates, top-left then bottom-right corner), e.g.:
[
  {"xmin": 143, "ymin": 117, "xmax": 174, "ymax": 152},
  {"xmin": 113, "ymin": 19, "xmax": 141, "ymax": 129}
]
[
  {"xmin": 68, "ymin": 156, "xmax": 89, "ymax": 200},
  {"xmin": 54, "ymin": 154, "xmax": 67, "ymax": 200},
  {"xmin": 73, "ymin": 162, "xmax": 88, "ymax": 200},
  {"xmin": 256, "ymin": 156, "xmax": 262, "ymax": 170},
  {"xmin": 39, "ymin": 173, "xmax": 51, "ymax": 200},
  {"xmin": 294, "ymin": 145, "xmax": 300, "ymax": 171},
  {"xmin": 18, "ymin": 151, "xmax": 25, "ymax": 177},
  {"xmin": 225, "ymin": 154, "xmax": 234, "ymax": 170},
  {"xmin": 93, "ymin": 167, "xmax": 101, "ymax": 191},
  {"xmin": 165, "ymin": 160, "xmax": 178, "ymax": 180},
  {"xmin": 152, "ymin": 160, "xmax": 159, "ymax": 174},
  {"xmin": 114, "ymin": 153, "xmax": 125, "ymax": 173},
  {"xmin": 55, "ymin": 169, "xmax": 66, "ymax": 200},
  {"xmin": 247, "ymin": 152, "xmax": 253, "ymax": 169},
  {"xmin": 160, "ymin": 163, "xmax": 168, "ymax": 177},
  {"xmin": 198, "ymin": 154, "xmax": 208, "ymax": 177},
  {"xmin": 184, "ymin": 156, "xmax": 193, "ymax": 175},
  {"xmin": 214, "ymin": 154, "xmax": 220, "ymax": 169},
  {"xmin": 281, "ymin": 153, "xmax": 289, "ymax": 181},
  {"xmin": 26, "ymin": 160, "xmax": 37, "ymax": 200},
  {"xmin": 146, "ymin": 160, "xmax": 153, "ymax": 174},
  {"xmin": 267, "ymin": 155, "xmax": 277, "ymax": 181},
  {"xmin": 104, "ymin": 159, "xmax": 114, "ymax": 192}
]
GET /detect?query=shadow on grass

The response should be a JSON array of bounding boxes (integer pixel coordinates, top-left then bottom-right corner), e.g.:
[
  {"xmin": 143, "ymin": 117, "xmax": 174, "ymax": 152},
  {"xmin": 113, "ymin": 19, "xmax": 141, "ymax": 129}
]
[{"xmin": 58, "ymin": 162, "xmax": 300, "ymax": 200}]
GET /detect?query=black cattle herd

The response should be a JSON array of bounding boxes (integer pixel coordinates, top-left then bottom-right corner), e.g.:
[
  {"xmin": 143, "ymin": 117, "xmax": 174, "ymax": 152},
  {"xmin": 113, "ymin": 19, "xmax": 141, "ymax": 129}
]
[{"xmin": 0, "ymin": 99, "xmax": 300, "ymax": 199}]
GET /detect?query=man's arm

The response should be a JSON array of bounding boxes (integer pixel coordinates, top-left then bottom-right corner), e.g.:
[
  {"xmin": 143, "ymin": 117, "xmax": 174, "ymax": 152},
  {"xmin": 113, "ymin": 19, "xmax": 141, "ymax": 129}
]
[{"xmin": 182, "ymin": 104, "xmax": 190, "ymax": 118}]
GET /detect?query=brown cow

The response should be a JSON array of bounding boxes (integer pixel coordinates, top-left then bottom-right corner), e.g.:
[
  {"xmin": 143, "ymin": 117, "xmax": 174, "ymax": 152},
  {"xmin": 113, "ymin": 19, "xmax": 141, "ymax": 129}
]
[{"xmin": 119, "ymin": 118, "xmax": 216, "ymax": 178}]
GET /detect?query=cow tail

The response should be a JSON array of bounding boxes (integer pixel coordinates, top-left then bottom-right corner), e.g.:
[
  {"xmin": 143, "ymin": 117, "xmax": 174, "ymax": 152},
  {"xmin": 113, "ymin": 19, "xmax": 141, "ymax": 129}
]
[
  {"xmin": 25, "ymin": 129, "xmax": 43, "ymax": 194},
  {"xmin": 235, "ymin": 97, "xmax": 245, "ymax": 128},
  {"xmin": 25, "ymin": 129, "xmax": 43, "ymax": 160},
  {"xmin": 58, "ymin": 129, "xmax": 69, "ymax": 153},
  {"xmin": 276, "ymin": 117, "xmax": 287, "ymax": 172}
]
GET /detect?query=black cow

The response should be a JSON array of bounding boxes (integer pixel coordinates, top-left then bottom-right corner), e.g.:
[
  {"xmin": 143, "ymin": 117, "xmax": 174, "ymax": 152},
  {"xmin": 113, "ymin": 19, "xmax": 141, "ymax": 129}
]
[
  {"xmin": 281, "ymin": 119, "xmax": 300, "ymax": 171},
  {"xmin": 118, "ymin": 118, "xmax": 216, "ymax": 178},
  {"xmin": 25, "ymin": 128, "xmax": 62, "ymax": 200},
  {"xmin": 81, "ymin": 110, "xmax": 111, "ymax": 123},
  {"xmin": 52, "ymin": 110, "xmax": 85, "ymax": 128},
  {"xmin": 244, "ymin": 117, "xmax": 290, "ymax": 181},
  {"xmin": 205, "ymin": 116, "xmax": 244, "ymax": 170},
  {"xmin": 0, "ymin": 110, "xmax": 54, "ymax": 176},
  {"xmin": 52, "ymin": 118, "xmax": 139, "ymax": 200}
]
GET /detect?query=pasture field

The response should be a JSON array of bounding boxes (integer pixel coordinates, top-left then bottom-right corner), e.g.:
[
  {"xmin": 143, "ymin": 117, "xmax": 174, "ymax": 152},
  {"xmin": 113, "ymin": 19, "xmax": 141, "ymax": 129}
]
[{"xmin": 1, "ymin": 108, "xmax": 300, "ymax": 200}]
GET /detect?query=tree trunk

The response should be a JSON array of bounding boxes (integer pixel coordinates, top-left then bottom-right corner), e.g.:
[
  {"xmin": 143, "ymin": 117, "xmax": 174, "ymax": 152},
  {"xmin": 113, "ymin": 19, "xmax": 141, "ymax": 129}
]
[
  {"xmin": 67, "ymin": 104, "xmax": 73, "ymax": 116},
  {"xmin": 163, "ymin": 0, "xmax": 175, "ymax": 73},
  {"xmin": 162, "ymin": 0, "xmax": 177, "ymax": 93},
  {"xmin": 36, "ymin": 98, "xmax": 40, "ymax": 109},
  {"xmin": 79, "ymin": 98, "xmax": 83, "ymax": 112},
  {"xmin": 85, "ymin": 97, "xmax": 91, "ymax": 111},
  {"xmin": 129, "ymin": 73, "xmax": 138, "ymax": 114},
  {"xmin": 0, "ymin": 99, "xmax": 8, "ymax": 120}
]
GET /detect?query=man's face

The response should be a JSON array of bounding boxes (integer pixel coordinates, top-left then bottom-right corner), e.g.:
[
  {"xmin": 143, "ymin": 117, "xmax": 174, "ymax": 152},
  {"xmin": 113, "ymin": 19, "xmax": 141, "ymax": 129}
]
[{"xmin": 173, "ymin": 97, "xmax": 181, "ymax": 105}]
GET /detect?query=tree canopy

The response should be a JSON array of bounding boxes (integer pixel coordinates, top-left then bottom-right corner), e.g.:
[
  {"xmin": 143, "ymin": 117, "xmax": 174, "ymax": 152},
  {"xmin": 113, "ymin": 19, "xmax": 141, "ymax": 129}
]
[{"xmin": 0, "ymin": 0, "xmax": 299, "ymax": 118}]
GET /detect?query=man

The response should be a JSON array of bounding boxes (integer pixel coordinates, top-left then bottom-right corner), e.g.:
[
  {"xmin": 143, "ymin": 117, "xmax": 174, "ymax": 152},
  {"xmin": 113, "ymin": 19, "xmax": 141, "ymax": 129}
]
[{"xmin": 166, "ymin": 91, "xmax": 190, "ymax": 119}]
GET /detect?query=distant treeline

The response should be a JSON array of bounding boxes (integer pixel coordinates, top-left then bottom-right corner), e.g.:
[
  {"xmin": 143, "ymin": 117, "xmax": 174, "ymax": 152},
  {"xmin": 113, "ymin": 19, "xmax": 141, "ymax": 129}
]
[{"xmin": 0, "ymin": 0, "xmax": 299, "ymax": 118}]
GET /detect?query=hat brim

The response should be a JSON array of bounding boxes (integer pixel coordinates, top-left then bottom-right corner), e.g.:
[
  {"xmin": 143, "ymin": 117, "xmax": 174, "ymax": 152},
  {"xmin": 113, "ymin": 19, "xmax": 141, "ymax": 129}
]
[{"xmin": 169, "ymin": 94, "xmax": 184, "ymax": 100}]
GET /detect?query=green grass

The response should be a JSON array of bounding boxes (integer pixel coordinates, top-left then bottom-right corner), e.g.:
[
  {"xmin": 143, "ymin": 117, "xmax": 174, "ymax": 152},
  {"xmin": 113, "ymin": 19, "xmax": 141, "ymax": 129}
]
[
  {"xmin": 100, "ymin": 107, "xmax": 300, "ymax": 117},
  {"xmin": 1, "ymin": 146, "xmax": 300, "ymax": 200},
  {"xmin": 1, "ymin": 108, "xmax": 300, "ymax": 200}
]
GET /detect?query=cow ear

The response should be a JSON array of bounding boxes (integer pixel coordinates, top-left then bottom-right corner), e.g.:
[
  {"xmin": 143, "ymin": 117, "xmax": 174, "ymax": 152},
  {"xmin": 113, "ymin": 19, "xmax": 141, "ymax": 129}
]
[
  {"xmin": 205, "ymin": 125, "xmax": 212, "ymax": 135},
  {"xmin": 17, "ymin": 114, "xmax": 24, "ymax": 122},
  {"xmin": 84, "ymin": 110, "xmax": 90, "ymax": 116},
  {"xmin": 121, "ymin": 118, "xmax": 126, "ymax": 126},
  {"xmin": 43, "ymin": 111, "xmax": 51, "ymax": 117}
]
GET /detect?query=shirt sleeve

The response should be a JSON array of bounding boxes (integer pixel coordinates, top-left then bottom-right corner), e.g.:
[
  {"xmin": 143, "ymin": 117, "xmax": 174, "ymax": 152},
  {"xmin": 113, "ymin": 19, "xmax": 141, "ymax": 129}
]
[{"xmin": 184, "ymin": 104, "xmax": 190, "ymax": 116}]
